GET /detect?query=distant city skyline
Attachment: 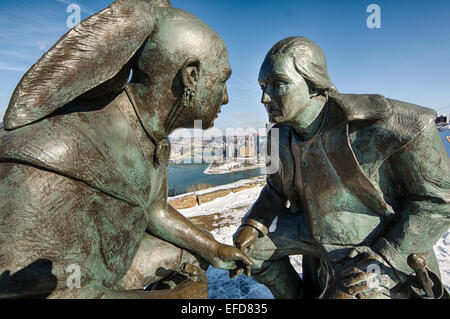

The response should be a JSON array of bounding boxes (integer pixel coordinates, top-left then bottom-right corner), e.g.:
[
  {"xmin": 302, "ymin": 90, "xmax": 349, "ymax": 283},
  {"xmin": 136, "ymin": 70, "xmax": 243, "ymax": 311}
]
[{"xmin": 0, "ymin": 0, "xmax": 449, "ymax": 131}]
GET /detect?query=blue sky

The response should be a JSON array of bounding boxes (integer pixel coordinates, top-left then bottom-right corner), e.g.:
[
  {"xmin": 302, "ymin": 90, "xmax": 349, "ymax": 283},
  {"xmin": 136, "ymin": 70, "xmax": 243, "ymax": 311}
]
[{"xmin": 0, "ymin": 0, "xmax": 449, "ymax": 130}]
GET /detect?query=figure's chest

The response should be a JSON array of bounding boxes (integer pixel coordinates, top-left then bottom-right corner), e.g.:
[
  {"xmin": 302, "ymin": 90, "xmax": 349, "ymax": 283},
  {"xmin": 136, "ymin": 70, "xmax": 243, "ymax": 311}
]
[
  {"xmin": 290, "ymin": 127, "xmax": 383, "ymax": 245},
  {"xmin": 99, "ymin": 104, "xmax": 170, "ymax": 209}
]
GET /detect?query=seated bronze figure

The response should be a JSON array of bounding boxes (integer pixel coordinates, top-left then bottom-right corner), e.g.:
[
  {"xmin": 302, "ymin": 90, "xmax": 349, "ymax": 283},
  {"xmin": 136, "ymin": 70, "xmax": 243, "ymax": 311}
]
[
  {"xmin": 0, "ymin": 0, "xmax": 251, "ymax": 298},
  {"xmin": 233, "ymin": 36, "xmax": 450, "ymax": 299}
]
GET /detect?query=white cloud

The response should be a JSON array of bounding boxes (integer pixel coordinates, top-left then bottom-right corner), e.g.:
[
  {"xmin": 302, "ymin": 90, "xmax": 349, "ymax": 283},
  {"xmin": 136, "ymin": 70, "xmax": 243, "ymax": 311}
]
[
  {"xmin": 227, "ymin": 77, "xmax": 254, "ymax": 90},
  {"xmin": 0, "ymin": 62, "xmax": 28, "ymax": 72}
]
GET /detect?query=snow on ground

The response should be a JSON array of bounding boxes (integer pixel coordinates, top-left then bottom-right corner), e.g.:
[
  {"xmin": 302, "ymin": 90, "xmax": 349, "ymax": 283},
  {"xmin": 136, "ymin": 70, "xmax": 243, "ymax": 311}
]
[
  {"xmin": 203, "ymin": 160, "xmax": 265, "ymax": 175},
  {"xmin": 178, "ymin": 181, "xmax": 276, "ymax": 299},
  {"xmin": 435, "ymin": 232, "xmax": 450, "ymax": 291},
  {"xmin": 176, "ymin": 178, "xmax": 450, "ymax": 298},
  {"xmin": 170, "ymin": 176, "xmax": 265, "ymax": 201}
]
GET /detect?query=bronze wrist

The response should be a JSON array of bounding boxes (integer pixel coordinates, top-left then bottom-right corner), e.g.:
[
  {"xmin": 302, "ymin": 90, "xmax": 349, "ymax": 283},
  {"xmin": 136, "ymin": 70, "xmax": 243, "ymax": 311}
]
[{"xmin": 243, "ymin": 218, "xmax": 269, "ymax": 236}]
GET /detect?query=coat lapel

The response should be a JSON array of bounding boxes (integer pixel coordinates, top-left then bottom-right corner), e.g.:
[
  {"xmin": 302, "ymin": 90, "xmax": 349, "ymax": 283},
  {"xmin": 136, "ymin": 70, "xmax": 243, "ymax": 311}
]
[{"xmin": 322, "ymin": 116, "xmax": 394, "ymax": 218}]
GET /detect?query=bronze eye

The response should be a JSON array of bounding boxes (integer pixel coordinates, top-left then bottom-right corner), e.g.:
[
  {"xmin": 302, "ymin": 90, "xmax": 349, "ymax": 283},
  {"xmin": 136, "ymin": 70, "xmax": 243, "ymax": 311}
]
[{"xmin": 272, "ymin": 80, "xmax": 285, "ymax": 88}]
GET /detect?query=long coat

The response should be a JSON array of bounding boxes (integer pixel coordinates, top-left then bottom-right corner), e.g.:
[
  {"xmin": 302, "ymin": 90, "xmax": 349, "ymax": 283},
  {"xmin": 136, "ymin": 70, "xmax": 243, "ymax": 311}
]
[{"xmin": 244, "ymin": 94, "xmax": 450, "ymax": 296}]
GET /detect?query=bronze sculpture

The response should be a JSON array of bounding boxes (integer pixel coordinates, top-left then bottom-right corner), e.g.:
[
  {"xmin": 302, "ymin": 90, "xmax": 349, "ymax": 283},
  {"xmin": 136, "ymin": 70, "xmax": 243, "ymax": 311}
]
[
  {"xmin": 0, "ymin": 0, "xmax": 252, "ymax": 298},
  {"xmin": 233, "ymin": 36, "xmax": 450, "ymax": 299}
]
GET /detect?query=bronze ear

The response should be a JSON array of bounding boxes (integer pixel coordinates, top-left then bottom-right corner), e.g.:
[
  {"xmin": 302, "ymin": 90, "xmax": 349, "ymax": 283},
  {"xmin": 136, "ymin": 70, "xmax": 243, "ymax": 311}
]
[
  {"xmin": 3, "ymin": 0, "xmax": 171, "ymax": 130},
  {"xmin": 181, "ymin": 57, "xmax": 201, "ymax": 90}
]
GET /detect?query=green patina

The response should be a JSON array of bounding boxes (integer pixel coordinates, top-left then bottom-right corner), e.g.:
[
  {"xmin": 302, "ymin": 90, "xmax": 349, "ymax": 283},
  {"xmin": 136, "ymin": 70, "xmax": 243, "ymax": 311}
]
[{"xmin": 0, "ymin": 0, "xmax": 246, "ymax": 299}]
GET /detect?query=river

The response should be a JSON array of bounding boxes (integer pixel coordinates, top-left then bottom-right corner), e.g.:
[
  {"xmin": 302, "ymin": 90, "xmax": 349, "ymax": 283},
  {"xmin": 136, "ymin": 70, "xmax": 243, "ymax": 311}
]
[
  {"xmin": 167, "ymin": 163, "xmax": 264, "ymax": 196},
  {"xmin": 439, "ymin": 130, "xmax": 450, "ymax": 155}
]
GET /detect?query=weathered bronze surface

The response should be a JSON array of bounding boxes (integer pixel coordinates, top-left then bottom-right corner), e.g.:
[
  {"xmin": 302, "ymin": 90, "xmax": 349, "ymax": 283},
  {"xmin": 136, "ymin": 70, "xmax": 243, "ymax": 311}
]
[
  {"xmin": 0, "ymin": 0, "xmax": 252, "ymax": 298},
  {"xmin": 233, "ymin": 36, "xmax": 450, "ymax": 299}
]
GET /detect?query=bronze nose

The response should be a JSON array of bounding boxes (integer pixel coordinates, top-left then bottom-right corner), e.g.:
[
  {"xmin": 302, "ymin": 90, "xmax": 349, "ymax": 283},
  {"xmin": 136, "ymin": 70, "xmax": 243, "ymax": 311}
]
[
  {"xmin": 261, "ymin": 92, "xmax": 271, "ymax": 104},
  {"xmin": 222, "ymin": 85, "xmax": 229, "ymax": 105}
]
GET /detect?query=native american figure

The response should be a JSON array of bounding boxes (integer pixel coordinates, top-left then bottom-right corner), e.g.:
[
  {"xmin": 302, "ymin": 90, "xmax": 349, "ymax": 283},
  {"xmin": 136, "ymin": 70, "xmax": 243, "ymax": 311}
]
[{"xmin": 0, "ymin": 0, "xmax": 251, "ymax": 298}]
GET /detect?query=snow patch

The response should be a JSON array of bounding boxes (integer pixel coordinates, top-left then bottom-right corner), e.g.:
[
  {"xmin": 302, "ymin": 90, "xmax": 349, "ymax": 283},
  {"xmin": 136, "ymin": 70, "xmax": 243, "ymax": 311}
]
[{"xmin": 269, "ymin": 216, "xmax": 278, "ymax": 233}]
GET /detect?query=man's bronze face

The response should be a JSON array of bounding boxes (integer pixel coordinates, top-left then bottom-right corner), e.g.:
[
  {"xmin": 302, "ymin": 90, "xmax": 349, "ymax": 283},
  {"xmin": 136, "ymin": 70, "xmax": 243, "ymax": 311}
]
[
  {"xmin": 147, "ymin": 8, "xmax": 232, "ymax": 131},
  {"xmin": 194, "ymin": 54, "xmax": 231, "ymax": 129},
  {"xmin": 258, "ymin": 53, "xmax": 311, "ymax": 124}
]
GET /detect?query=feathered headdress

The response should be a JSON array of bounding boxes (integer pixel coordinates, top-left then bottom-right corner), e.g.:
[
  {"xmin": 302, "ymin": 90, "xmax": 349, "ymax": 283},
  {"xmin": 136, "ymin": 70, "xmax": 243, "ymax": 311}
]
[{"xmin": 4, "ymin": 0, "xmax": 171, "ymax": 130}]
